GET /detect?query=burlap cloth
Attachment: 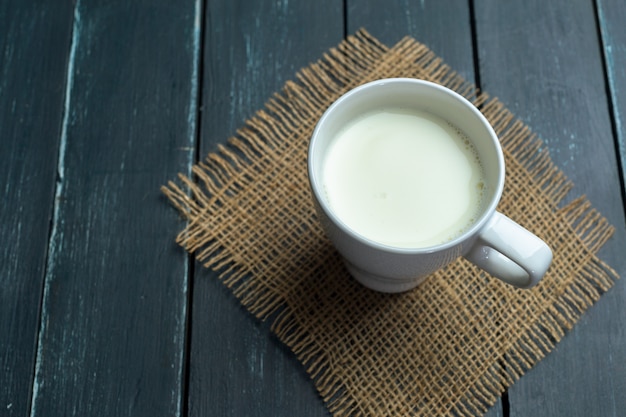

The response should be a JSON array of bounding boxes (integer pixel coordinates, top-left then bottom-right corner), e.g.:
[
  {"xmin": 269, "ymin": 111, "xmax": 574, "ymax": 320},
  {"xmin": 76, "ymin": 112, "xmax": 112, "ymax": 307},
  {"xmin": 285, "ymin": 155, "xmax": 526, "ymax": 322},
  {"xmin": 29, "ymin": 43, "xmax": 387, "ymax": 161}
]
[{"xmin": 162, "ymin": 31, "xmax": 619, "ymax": 416}]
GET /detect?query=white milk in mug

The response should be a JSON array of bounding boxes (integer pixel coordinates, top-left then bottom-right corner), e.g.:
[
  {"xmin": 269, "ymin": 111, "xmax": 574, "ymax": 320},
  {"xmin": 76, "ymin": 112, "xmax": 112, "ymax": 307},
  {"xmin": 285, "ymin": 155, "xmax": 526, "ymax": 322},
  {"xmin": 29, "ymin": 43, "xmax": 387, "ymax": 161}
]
[{"xmin": 322, "ymin": 109, "xmax": 486, "ymax": 249}]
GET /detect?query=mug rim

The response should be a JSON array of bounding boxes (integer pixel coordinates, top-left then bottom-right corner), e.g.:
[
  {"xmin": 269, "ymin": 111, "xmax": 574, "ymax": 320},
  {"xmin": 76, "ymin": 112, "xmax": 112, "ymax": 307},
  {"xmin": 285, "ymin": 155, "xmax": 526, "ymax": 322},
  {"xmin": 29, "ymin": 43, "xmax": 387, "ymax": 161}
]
[{"xmin": 308, "ymin": 78, "xmax": 505, "ymax": 254}]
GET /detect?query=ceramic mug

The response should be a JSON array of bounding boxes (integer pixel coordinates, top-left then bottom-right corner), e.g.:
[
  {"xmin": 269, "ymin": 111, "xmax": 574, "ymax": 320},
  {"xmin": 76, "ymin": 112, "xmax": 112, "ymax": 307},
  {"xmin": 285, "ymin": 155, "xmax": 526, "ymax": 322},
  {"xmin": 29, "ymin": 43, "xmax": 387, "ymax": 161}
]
[{"xmin": 308, "ymin": 78, "xmax": 552, "ymax": 293}]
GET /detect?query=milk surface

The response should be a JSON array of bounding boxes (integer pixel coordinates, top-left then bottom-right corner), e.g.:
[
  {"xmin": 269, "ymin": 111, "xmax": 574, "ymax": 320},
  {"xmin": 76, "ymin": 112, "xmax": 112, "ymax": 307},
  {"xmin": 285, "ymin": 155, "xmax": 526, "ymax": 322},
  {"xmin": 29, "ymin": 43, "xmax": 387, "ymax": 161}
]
[{"xmin": 323, "ymin": 109, "xmax": 486, "ymax": 248}]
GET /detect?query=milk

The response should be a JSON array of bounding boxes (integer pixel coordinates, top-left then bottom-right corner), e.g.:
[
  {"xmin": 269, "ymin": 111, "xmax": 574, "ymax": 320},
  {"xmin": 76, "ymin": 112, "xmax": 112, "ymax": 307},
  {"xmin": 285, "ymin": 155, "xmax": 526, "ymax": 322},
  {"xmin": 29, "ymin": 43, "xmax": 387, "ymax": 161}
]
[{"xmin": 322, "ymin": 109, "xmax": 486, "ymax": 248}]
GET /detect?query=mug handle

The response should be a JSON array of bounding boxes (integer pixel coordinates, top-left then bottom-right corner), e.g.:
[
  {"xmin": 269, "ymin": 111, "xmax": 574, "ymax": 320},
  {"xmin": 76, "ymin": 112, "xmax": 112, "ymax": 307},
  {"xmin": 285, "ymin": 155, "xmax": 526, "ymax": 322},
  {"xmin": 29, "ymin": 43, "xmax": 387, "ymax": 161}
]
[{"xmin": 464, "ymin": 212, "xmax": 552, "ymax": 288}]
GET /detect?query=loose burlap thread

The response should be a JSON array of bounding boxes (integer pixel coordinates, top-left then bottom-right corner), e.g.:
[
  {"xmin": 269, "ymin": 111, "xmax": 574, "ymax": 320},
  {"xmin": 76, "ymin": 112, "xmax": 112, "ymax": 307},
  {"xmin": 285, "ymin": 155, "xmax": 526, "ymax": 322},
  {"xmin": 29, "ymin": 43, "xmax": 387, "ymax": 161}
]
[{"xmin": 162, "ymin": 31, "xmax": 619, "ymax": 416}]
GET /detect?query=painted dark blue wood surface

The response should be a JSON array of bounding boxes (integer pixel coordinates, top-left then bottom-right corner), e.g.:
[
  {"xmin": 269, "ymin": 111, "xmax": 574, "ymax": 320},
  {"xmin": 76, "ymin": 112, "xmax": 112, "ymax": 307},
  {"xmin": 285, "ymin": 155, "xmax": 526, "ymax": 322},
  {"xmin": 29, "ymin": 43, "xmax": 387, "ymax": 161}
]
[
  {"xmin": 598, "ymin": 0, "xmax": 626, "ymax": 188},
  {"xmin": 1, "ymin": 1, "xmax": 625, "ymax": 417},
  {"xmin": 0, "ymin": 1, "xmax": 74, "ymax": 416}
]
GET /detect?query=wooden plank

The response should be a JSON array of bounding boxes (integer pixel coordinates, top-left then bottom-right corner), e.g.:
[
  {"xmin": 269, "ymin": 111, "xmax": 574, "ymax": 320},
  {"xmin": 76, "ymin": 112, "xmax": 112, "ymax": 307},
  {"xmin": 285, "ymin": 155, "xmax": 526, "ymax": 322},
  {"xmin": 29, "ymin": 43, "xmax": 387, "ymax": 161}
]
[
  {"xmin": 347, "ymin": 0, "xmax": 477, "ymax": 82},
  {"xmin": 0, "ymin": 2, "xmax": 74, "ymax": 416},
  {"xmin": 347, "ymin": 2, "xmax": 505, "ymax": 416},
  {"xmin": 29, "ymin": 1, "xmax": 200, "ymax": 416},
  {"xmin": 597, "ymin": 0, "xmax": 626, "ymax": 196},
  {"xmin": 187, "ymin": 1, "xmax": 342, "ymax": 416},
  {"xmin": 474, "ymin": 1, "xmax": 626, "ymax": 416}
]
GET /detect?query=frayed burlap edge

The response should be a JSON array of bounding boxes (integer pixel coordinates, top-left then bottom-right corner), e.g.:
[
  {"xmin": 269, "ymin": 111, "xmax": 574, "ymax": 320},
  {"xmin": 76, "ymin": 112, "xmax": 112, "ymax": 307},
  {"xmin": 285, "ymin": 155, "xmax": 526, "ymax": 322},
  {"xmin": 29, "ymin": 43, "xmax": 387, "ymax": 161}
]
[{"xmin": 162, "ymin": 30, "xmax": 619, "ymax": 416}]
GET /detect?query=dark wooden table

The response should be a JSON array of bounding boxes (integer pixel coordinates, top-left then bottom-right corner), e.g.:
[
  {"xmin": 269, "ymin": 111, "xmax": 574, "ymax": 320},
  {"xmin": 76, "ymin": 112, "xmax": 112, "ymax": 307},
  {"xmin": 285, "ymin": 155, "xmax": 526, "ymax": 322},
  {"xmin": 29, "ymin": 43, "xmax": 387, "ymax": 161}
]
[{"xmin": 2, "ymin": 1, "xmax": 625, "ymax": 416}]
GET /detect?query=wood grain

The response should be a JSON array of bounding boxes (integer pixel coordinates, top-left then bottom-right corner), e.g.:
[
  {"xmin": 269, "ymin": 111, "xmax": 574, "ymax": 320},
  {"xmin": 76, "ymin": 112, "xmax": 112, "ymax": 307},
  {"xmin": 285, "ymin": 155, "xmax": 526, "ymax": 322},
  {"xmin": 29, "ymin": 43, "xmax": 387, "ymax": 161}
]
[
  {"xmin": 0, "ymin": 2, "xmax": 74, "ymax": 416},
  {"xmin": 597, "ymin": 0, "xmax": 626, "ymax": 192},
  {"xmin": 29, "ymin": 1, "xmax": 200, "ymax": 416},
  {"xmin": 474, "ymin": 0, "xmax": 626, "ymax": 416},
  {"xmin": 186, "ymin": 1, "xmax": 342, "ymax": 416},
  {"xmin": 347, "ymin": 0, "xmax": 477, "ymax": 83}
]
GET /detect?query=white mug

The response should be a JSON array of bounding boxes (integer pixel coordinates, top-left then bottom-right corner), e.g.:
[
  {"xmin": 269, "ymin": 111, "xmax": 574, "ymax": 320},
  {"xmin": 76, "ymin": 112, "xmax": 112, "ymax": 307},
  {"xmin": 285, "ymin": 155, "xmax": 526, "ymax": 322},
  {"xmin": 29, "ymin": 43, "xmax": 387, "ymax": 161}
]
[{"xmin": 308, "ymin": 78, "xmax": 552, "ymax": 293}]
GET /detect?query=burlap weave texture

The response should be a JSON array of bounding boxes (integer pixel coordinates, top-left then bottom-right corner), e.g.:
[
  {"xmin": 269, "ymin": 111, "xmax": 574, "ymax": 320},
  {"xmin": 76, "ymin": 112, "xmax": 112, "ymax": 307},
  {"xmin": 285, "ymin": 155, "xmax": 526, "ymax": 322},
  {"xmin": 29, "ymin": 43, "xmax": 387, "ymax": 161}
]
[{"xmin": 162, "ymin": 31, "xmax": 618, "ymax": 416}]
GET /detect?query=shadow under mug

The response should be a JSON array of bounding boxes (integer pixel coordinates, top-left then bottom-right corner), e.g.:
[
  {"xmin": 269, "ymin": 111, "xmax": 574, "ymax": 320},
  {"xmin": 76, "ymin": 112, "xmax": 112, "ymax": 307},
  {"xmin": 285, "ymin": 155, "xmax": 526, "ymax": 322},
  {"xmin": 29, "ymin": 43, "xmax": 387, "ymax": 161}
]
[{"xmin": 308, "ymin": 78, "xmax": 553, "ymax": 293}]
